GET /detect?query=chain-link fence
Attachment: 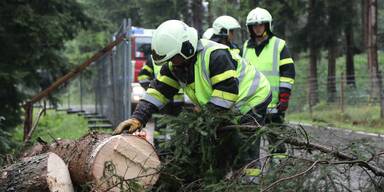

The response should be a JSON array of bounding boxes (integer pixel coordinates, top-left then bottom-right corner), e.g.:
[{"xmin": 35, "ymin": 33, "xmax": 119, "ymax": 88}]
[
  {"xmin": 288, "ymin": 52, "xmax": 384, "ymax": 120},
  {"xmin": 57, "ymin": 19, "xmax": 133, "ymax": 126}
]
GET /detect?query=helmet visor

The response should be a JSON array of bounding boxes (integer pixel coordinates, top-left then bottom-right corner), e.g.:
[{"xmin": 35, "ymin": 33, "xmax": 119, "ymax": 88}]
[
  {"xmin": 228, "ymin": 28, "xmax": 243, "ymax": 46},
  {"xmin": 151, "ymin": 49, "xmax": 168, "ymax": 65}
]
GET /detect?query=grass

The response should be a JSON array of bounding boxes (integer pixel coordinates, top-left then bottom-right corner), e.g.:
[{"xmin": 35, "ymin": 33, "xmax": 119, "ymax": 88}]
[
  {"xmin": 287, "ymin": 103, "xmax": 384, "ymax": 134},
  {"xmin": 12, "ymin": 109, "xmax": 92, "ymax": 144},
  {"xmin": 286, "ymin": 51, "xmax": 384, "ymax": 134}
]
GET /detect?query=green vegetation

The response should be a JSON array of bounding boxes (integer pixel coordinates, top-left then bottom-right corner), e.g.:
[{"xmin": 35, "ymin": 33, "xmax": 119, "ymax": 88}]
[
  {"xmin": 155, "ymin": 106, "xmax": 259, "ymax": 191},
  {"xmin": 12, "ymin": 109, "xmax": 89, "ymax": 144},
  {"xmin": 287, "ymin": 103, "xmax": 384, "ymax": 134},
  {"xmin": 288, "ymin": 51, "xmax": 384, "ymax": 134},
  {"xmin": 0, "ymin": 0, "xmax": 90, "ymax": 153}
]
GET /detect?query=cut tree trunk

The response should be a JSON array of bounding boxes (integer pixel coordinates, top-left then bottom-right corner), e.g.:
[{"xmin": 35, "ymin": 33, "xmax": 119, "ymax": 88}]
[
  {"xmin": 0, "ymin": 152, "xmax": 73, "ymax": 192},
  {"xmin": 25, "ymin": 133, "xmax": 161, "ymax": 191}
]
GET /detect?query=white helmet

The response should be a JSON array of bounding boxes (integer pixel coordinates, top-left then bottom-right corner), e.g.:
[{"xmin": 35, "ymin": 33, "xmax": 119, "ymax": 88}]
[
  {"xmin": 151, "ymin": 20, "xmax": 198, "ymax": 64},
  {"xmin": 246, "ymin": 7, "xmax": 272, "ymax": 31},
  {"xmin": 202, "ymin": 28, "xmax": 214, "ymax": 39},
  {"xmin": 212, "ymin": 15, "xmax": 241, "ymax": 36}
]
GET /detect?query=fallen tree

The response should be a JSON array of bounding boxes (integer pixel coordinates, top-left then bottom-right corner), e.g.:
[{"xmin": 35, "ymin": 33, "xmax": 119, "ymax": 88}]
[
  {"xmin": 223, "ymin": 124, "xmax": 384, "ymax": 177},
  {"xmin": 153, "ymin": 107, "xmax": 384, "ymax": 191},
  {"xmin": 0, "ymin": 152, "xmax": 73, "ymax": 192},
  {"xmin": 24, "ymin": 132, "xmax": 161, "ymax": 191}
]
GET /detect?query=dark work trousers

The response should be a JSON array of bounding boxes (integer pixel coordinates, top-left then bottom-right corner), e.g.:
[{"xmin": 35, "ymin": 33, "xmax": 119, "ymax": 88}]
[
  {"xmin": 238, "ymin": 94, "xmax": 272, "ymax": 168},
  {"xmin": 265, "ymin": 110, "xmax": 286, "ymax": 154}
]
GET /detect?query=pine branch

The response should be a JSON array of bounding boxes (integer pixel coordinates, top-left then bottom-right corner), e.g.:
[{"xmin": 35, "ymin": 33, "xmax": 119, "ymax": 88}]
[
  {"xmin": 221, "ymin": 124, "xmax": 384, "ymax": 177},
  {"xmin": 261, "ymin": 160, "xmax": 320, "ymax": 192}
]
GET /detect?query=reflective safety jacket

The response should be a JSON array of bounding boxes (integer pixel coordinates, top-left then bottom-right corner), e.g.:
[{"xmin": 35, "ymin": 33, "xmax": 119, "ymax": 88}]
[
  {"xmin": 138, "ymin": 57, "xmax": 184, "ymax": 102},
  {"xmin": 210, "ymin": 36, "xmax": 241, "ymax": 57},
  {"xmin": 143, "ymin": 39, "xmax": 271, "ymax": 114},
  {"xmin": 242, "ymin": 36, "xmax": 295, "ymax": 110}
]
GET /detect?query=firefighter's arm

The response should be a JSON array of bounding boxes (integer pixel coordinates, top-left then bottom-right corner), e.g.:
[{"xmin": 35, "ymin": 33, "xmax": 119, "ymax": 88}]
[
  {"xmin": 138, "ymin": 57, "xmax": 154, "ymax": 90},
  {"xmin": 208, "ymin": 49, "xmax": 239, "ymax": 109},
  {"xmin": 141, "ymin": 64, "xmax": 180, "ymax": 110},
  {"xmin": 278, "ymin": 44, "xmax": 295, "ymax": 112},
  {"xmin": 113, "ymin": 100, "xmax": 158, "ymax": 134},
  {"xmin": 114, "ymin": 65, "xmax": 181, "ymax": 135}
]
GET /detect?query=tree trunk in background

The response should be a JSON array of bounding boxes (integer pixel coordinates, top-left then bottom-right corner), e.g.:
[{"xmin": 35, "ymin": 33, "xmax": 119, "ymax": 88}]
[
  {"xmin": 248, "ymin": 0, "xmax": 258, "ymax": 8},
  {"xmin": 309, "ymin": 47, "xmax": 319, "ymax": 106},
  {"xmin": 0, "ymin": 152, "xmax": 73, "ymax": 192},
  {"xmin": 345, "ymin": 23, "xmax": 356, "ymax": 87},
  {"xmin": 327, "ymin": 45, "xmax": 337, "ymax": 102},
  {"xmin": 367, "ymin": 0, "xmax": 383, "ymax": 117},
  {"xmin": 308, "ymin": 0, "xmax": 319, "ymax": 106},
  {"xmin": 184, "ymin": 0, "xmax": 193, "ymax": 27},
  {"xmin": 207, "ymin": 0, "xmax": 213, "ymax": 26},
  {"xmin": 362, "ymin": 0, "xmax": 368, "ymax": 49},
  {"xmin": 192, "ymin": 0, "xmax": 203, "ymax": 35},
  {"xmin": 367, "ymin": 0, "xmax": 378, "ymax": 95}
]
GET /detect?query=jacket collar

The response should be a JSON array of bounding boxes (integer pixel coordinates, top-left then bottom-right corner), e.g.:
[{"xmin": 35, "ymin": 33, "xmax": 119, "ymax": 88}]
[{"xmin": 247, "ymin": 35, "xmax": 273, "ymax": 48}]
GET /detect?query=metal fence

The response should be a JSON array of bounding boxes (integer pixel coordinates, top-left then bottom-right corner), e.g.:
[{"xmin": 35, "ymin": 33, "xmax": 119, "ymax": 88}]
[
  {"xmin": 288, "ymin": 52, "xmax": 384, "ymax": 117},
  {"xmin": 57, "ymin": 19, "xmax": 133, "ymax": 126}
]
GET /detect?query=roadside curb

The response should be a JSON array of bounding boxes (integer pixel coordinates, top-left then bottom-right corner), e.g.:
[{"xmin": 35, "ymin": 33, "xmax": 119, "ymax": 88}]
[{"xmin": 288, "ymin": 121, "xmax": 384, "ymax": 138}]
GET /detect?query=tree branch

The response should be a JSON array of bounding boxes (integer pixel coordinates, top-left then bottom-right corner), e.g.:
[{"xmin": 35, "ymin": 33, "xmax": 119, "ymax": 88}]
[
  {"xmin": 261, "ymin": 160, "xmax": 320, "ymax": 192},
  {"xmin": 220, "ymin": 124, "xmax": 384, "ymax": 177}
]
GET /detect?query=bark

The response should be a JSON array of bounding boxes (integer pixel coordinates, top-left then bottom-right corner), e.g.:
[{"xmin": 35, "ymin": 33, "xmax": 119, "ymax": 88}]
[
  {"xmin": 192, "ymin": 0, "xmax": 203, "ymax": 35},
  {"xmin": 309, "ymin": 46, "xmax": 319, "ymax": 106},
  {"xmin": 367, "ymin": 0, "xmax": 383, "ymax": 117},
  {"xmin": 248, "ymin": 0, "xmax": 258, "ymax": 8},
  {"xmin": 345, "ymin": 20, "xmax": 356, "ymax": 87},
  {"xmin": 362, "ymin": 0, "xmax": 368, "ymax": 49},
  {"xmin": 24, "ymin": 133, "xmax": 161, "ymax": 191},
  {"xmin": 0, "ymin": 152, "xmax": 73, "ymax": 192},
  {"xmin": 327, "ymin": 46, "xmax": 337, "ymax": 102},
  {"xmin": 308, "ymin": 0, "xmax": 319, "ymax": 106},
  {"xmin": 367, "ymin": 0, "xmax": 381, "ymax": 105}
]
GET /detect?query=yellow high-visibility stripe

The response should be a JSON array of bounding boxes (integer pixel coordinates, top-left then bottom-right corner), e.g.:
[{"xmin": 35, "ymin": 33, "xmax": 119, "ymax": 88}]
[
  {"xmin": 143, "ymin": 65, "xmax": 153, "ymax": 73},
  {"xmin": 138, "ymin": 75, "xmax": 150, "ymax": 81},
  {"xmin": 210, "ymin": 70, "xmax": 236, "ymax": 85},
  {"xmin": 158, "ymin": 75, "xmax": 180, "ymax": 89},
  {"xmin": 212, "ymin": 89, "xmax": 238, "ymax": 101},
  {"xmin": 244, "ymin": 168, "xmax": 261, "ymax": 176},
  {"xmin": 280, "ymin": 76, "xmax": 294, "ymax": 84},
  {"xmin": 147, "ymin": 88, "xmax": 169, "ymax": 104},
  {"xmin": 279, "ymin": 58, "xmax": 294, "ymax": 66}
]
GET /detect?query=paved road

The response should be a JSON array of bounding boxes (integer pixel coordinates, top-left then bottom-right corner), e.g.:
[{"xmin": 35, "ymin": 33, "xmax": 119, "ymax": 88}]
[
  {"xmin": 291, "ymin": 122, "xmax": 384, "ymax": 149},
  {"xmin": 285, "ymin": 122, "xmax": 384, "ymax": 191}
]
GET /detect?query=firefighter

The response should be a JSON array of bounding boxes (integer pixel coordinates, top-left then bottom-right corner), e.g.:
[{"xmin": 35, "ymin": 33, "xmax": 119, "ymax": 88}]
[
  {"xmin": 202, "ymin": 28, "xmax": 214, "ymax": 40},
  {"xmin": 138, "ymin": 56, "xmax": 184, "ymax": 146},
  {"xmin": 211, "ymin": 15, "xmax": 241, "ymax": 55},
  {"xmin": 243, "ymin": 7, "xmax": 296, "ymax": 157},
  {"xmin": 138, "ymin": 56, "xmax": 184, "ymax": 107},
  {"xmin": 114, "ymin": 20, "xmax": 271, "ymax": 180}
]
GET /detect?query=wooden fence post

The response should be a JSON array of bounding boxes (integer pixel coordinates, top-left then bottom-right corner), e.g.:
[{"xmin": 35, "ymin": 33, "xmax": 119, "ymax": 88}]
[{"xmin": 340, "ymin": 73, "xmax": 345, "ymax": 113}]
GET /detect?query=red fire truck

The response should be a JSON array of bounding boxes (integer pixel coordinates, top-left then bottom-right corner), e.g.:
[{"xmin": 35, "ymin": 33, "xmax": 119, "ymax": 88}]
[{"xmin": 130, "ymin": 27, "xmax": 154, "ymax": 107}]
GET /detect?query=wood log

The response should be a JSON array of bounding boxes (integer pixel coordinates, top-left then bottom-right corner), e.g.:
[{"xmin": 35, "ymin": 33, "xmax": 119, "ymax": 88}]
[
  {"xmin": 25, "ymin": 133, "xmax": 161, "ymax": 191},
  {"xmin": 0, "ymin": 152, "xmax": 73, "ymax": 192}
]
